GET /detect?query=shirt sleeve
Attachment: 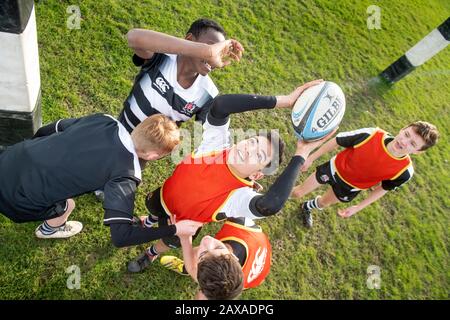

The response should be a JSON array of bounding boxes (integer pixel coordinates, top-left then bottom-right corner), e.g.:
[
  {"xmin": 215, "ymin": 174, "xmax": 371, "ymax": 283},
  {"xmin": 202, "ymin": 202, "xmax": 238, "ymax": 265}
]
[
  {"xmin": 207, "ymin": 94, "xmax": 276, "ymax": 126},
  {"xmin": 132, "ymin": 52, "xmax": 165, "ymax": 67},
  {"xmin": 132, "ymin": 53, "xmax": 147, "ymax": 66},
  {"xmin": 218, "ymin": 156, "xmax": 305, "ymax": 220},
  {"xmin": 381, "ymin": 165, "xmax": 414, "ymax": 191},
  {"xmin": 194, "ymin": 117, "xmax": 231, "ymax": 155},
  {"xmin": 336, "ymin": 128, "xmax": 376, "ymax": 148},
  {"xmin": 103, "ymin": 177, "xmax": 138, "ymax": 225},
  {"xmin": 194, "ymin": 99, "xmax": 213, "ymax": 124},
  {"xmin": 109, "ymin": 219, "xmax": 177, "ymax": 247},
  {"xmin": 33, "ymin": 118, "xmax": 78, "ymax": 138},
  {"xmin": 219, "ymin": 187, "xmax": 262, "ymax": 220}
]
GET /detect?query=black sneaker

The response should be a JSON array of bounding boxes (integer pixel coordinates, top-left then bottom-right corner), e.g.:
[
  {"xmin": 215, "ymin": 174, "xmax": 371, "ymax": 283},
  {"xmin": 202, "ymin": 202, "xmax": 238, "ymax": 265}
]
[
  {"xmin": 300, "ymin": 205, "xmax": 313, "ymax": 228},
  {"xmin": 127, "ymin": 252, "xmax": 157, "ymax": 273}
]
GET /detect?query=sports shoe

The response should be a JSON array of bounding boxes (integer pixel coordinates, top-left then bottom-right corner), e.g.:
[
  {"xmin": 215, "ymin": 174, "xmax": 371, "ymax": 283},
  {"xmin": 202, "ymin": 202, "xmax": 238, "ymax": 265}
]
[
  {"xmin": 160, "ymin": 256, "xmax": 188, "ymax": 276},
  {"xmin": 300, "ymin": 205, "xmax": 313, "ymax": 229},
  {"xmin": 35, "ymin": 221, "xmax": 83, "ymax": 239},
  {"xmin": 127, "ymin": 251, "xmax": 157, "ymax": 273}
]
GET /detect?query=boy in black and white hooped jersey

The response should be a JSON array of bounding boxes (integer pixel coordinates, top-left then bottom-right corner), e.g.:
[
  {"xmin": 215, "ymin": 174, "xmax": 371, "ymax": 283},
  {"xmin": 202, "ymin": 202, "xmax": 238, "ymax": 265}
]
[
  {"xmin": 119, "ymin": 18, "xmax": 244, "ymax": 132},
  {"xmin": 92, "ymin": 19, "xmax": 243, "ymax": 202}
]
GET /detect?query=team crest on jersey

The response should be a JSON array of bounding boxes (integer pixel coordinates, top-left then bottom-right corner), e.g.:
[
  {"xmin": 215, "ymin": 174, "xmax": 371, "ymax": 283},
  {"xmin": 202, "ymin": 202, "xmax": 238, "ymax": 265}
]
[
  {"xmin": 154, "ymin": 77, "xmax": 170, "ymax": 94},
  {"xmin": 183, "ymin": 102, "xmax": 197, "ymax": 114},
  {"xmin": 247, "ymin": 247, "xmax": 267, "ymax": 284}
]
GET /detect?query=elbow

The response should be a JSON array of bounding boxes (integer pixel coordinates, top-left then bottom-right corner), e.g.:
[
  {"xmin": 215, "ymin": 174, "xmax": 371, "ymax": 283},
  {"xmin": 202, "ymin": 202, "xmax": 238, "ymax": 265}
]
[
  {"xmin": 208, "ymin": 96, "xmax": 227, "ymax": 120},
  {"xmin": 265, "ymin": 195, "xmax": 286, "ymax": 214},
  {"xmin": 266, "ymin": 206, "xmax": 283, "ymax": 216},
  {"xmin": 126, "ymin": 29, "xmax": 140, "ymax": 48},
  {"xmin": 251, "ymin": 195, "xmax": 284, "ymax": 218},
  {"xmin": 256, "ymin": 203, "xmax": 283, "ymax": 217}
]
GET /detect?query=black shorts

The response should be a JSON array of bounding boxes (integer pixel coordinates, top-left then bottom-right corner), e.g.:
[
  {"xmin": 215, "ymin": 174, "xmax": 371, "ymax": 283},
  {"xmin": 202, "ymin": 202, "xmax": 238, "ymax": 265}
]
[
  {"xmin": 315, "ymin": 161, "xmax": 361, "ymax": 203},
  {"xmin": 145, "ymin": 188, "xmax": 201, "ymax": 248},
  {"xmin": 0, "ymin": 200, "xmax": 68, "ymax": 223}
]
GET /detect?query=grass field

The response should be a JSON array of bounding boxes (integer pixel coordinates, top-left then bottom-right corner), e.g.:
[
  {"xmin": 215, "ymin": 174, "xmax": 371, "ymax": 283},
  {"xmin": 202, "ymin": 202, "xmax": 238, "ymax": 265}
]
[{"xmin": 0, "ymin": 0, "xmax": 449, "ymax": 299}]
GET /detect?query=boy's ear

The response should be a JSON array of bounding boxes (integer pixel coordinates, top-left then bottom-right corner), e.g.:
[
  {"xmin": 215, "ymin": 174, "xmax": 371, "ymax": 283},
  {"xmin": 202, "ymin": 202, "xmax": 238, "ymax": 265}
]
[
  {"xmin": 185, "ymin": 33, "xmax": 194, "ymax": 41},
  {"xmin": 141, "ymin": 150, "xmax": 163, "ymax": 161},
  {"xmin": 249, "ymin": 171, "xmax": 265, "ymax": 181}
]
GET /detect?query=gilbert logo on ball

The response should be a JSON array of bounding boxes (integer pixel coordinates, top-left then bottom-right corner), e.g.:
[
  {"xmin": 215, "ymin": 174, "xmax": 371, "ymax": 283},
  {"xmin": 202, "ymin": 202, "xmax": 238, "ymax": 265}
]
[{"xmin": 291, "ymin": 81, "xmax": 346, "ymax": 141}]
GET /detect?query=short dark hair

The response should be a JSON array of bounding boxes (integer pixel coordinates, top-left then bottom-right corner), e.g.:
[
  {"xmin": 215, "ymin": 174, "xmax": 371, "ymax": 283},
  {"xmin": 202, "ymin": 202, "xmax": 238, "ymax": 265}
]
[
  {"xmin": 261, "ymin": 130, "xmax": 285, "ymax": 175},
  {"xmin": 186, "ymin": 18, "xmax": 226, "ymax": 38},
  {"xmin": 197, "ymin": 253, "xmax": 243, "ymax": 300}
]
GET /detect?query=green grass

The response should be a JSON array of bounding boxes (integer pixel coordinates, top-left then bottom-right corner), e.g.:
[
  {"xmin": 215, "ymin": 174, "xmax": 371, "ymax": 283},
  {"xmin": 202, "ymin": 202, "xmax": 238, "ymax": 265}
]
[{"xmin": 0, "ymin": 0, "xmax": 449, "ymax": 299}]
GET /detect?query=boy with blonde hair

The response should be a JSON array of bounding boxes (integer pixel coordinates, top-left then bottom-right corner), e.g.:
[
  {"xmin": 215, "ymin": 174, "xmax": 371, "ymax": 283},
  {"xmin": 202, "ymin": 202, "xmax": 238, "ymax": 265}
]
[{"xmin": 0, "ymin": 113, "xmax": 201, "ymax": 245}]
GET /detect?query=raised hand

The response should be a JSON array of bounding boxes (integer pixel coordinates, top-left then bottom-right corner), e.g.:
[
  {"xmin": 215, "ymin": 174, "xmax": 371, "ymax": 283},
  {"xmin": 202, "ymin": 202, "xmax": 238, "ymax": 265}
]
[
  {"xmin": 174, "ymin": 219, "xmax": 203, "ymax": 237},
  {"xmin": 295, "ymin": 127, "xmax": 338, "ymax": 159},
  {"xmin": 275, "ymin": 79, "xmax": 324, "ymax": 108},
  {"xmin": 206, "ymin": 39, "xmax": 244, "ymax": 69}
]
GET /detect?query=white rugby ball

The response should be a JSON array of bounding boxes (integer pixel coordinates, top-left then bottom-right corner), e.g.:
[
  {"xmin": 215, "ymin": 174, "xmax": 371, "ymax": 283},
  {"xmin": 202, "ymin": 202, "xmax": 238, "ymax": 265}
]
[{"xmin": 291, "ymin": 81, "xmax": 346, "ymax": 141}]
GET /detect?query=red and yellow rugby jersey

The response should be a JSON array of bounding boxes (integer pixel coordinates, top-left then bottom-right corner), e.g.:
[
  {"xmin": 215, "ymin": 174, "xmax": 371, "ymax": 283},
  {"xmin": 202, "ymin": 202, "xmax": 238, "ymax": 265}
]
[
  {"xmin": 334, "ymin": 128, "xmax": 412, "ymax": 190},
  {"xmin": 215, "ymin": 220, "xmax": 271, "ymax": 289},
  {"xmin": 161, "ymin": 149, "xmax": 254, "ymax": 222}
]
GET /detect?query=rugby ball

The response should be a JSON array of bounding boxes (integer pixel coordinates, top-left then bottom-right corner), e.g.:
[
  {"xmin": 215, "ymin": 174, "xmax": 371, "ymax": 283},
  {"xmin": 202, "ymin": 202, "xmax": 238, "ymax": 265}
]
[{"xmin": 291, "ymin": 81, "xmax": 346, "ymax": 141}]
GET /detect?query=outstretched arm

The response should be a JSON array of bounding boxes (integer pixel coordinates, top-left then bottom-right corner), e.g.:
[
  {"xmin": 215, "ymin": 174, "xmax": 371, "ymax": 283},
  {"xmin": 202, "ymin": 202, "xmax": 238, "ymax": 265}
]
[
  {"xmin": 109, "ymin": 220, "xmax": 176, "ymax": 247},
  {"xmin": 108, "ymin": 215, "xmax": 202, "ymax": 248},
  {"xmin": 126, "ymin": 29, "xmax": 243, "ymax": 68},
  {"xmin": 179, "ymin": 235, "xmax": 198, "ymax": 281},
  {"xmin": 250, "ymin": 133, "xmax": 336, "ymax": 217},
  {"xmin": 300, "ymin": 137, "xmax": 339, "ymax": 172},
  {"xmin": 338, "ymin": 185, "xmax": 388, "ymax": 218},
  {"xmin": 208, "ymin": 79, "xmax": 324, "ymax": 126}
]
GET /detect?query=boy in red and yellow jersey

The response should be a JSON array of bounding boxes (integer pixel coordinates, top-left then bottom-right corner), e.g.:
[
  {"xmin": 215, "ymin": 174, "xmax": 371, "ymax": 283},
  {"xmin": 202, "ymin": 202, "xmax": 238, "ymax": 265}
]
[
  {"xmin": 127, "ymin": 80, "xmax": 336, "ymax": 272},
  {"xmin": 160, "ymin": 217, "xmax": 272, "ymax": 300},
  {"xmin": 291, "ymin": 122, "xmax": 439, "ymax": 228}
]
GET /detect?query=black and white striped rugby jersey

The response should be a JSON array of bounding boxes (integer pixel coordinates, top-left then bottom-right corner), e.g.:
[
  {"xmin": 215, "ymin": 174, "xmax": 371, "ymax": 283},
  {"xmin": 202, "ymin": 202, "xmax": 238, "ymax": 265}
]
[{"xmin": 119, "ymin": 53, "xmax": 218, "ymax": 133}]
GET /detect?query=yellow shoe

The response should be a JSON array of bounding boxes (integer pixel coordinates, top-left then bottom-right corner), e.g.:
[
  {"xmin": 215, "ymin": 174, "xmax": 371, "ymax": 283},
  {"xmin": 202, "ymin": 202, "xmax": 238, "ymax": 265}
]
[{"xmin": 160, "ymin": 256, "xmax": 188, "ymax": 276}]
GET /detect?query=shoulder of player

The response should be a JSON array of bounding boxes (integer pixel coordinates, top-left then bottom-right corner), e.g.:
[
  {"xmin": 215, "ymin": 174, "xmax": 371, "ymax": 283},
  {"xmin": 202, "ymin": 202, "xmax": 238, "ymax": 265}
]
[
  {"xmin": 107, "ymin": 174, "xmax": 141, "ymax": 186},
  {"xmin": 149, "ymin": 52, "xmax": 170, "ymax": 65},
  {"xmin": 336, "ymin": 127, "xmax": 378, "ymax": 147},
  {"xmin": 197, "ymin": 74, "xmax": 219, "ymax": 97},
  {"xmin": 338, "ymin": 127, "xmax": 378, "ymax": 138},
  {"xmin": 102, "ymin": 117, "xmax": 142, "ymax": 180},
  {"xmin": 404, "ymin": 161, "xmax": 414, "ymax": 177}
]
